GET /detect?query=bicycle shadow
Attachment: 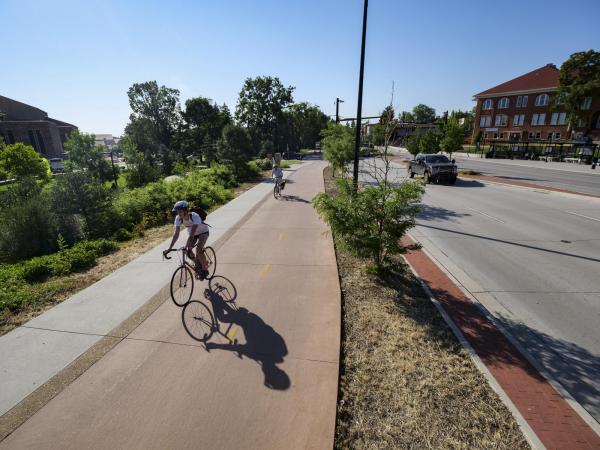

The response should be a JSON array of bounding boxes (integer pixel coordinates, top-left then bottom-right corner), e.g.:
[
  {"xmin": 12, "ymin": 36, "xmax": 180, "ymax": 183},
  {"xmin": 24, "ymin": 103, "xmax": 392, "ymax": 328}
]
[{"xmin": 202, "ymin": 278, "xmax": 291, "ymax": 391}]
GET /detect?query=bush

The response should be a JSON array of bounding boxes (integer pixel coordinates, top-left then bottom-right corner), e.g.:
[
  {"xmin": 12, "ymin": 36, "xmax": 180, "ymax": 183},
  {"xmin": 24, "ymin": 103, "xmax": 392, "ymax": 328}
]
[
  {"xmin": 313, "ymin": 177, "xmax": 424, "ymax": 268},
  {"xmin": 255, "ymin": 158, "xmax": 272, "ymax": 171}
]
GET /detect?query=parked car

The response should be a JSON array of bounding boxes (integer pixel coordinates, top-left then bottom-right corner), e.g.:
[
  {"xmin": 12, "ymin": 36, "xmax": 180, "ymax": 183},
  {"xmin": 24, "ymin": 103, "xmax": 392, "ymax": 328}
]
[
  {"xmin": 408, "ymin": 153, "xmax": 457, "ymax": 184},
  {"xmin": 49, "ymin": 158, "xmax": 64, "ymax": 173}
]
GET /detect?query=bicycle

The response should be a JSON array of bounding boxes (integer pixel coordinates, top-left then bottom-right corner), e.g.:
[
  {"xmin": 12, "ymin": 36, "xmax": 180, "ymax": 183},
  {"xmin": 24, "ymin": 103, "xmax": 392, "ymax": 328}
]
[
  {"xmin": 163, "ymin": 245, "xmax": 217, "ymax": 306},
  {"xmin": 273, "ymin": 177, "xmax": 284, "ymax": 199}
]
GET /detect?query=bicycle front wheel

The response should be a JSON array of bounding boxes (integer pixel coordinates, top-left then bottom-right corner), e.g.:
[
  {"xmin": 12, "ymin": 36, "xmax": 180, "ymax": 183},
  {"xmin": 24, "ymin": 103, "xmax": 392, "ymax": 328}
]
[
  {"xmin": 203, "ymin": 246, "xmax": 217, "ymax": 280},
  {"xmin": 273, "ymin": 183, "xmax": 281, "ymax": 199},
  {"xmin": 182, "ymin": 301, "xmax": 214, "ymax": 342},
  {"xmin": 170, "ymin": 266, "xmax": 194, "ymax": 307}
]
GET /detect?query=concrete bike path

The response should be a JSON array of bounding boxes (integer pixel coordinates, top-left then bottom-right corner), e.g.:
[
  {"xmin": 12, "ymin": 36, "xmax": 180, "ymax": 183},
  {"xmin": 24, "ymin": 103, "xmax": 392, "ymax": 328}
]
[
  {"xmin": 0, "ymin": 162, "xmax": 306, "ymax": 418},
  {"xmin": 1, "ymin": 160, "xmax": 341, "ymax": 449}
]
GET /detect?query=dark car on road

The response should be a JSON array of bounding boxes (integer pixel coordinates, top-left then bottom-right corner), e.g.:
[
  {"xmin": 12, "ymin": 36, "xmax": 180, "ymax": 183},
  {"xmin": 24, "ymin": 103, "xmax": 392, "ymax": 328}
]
[{"xmin": 408, "ymin": 153, "xmax": 458, "ymax": 184}]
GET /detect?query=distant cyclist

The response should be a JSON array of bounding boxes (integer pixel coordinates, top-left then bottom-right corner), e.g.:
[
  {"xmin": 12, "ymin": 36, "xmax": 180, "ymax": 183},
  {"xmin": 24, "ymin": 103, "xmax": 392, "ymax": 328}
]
[
  {"xmin": 272, "ymin": 165, "xmax": 284, "ymax": 190},
  {"xmin": 163, "ymin": 200, "xmax": 209, "ymax": 280}
]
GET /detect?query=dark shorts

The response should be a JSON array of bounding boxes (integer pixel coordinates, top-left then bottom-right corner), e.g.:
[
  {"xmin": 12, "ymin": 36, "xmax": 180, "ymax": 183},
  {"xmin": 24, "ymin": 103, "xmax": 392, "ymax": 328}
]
[{"xmin": 191, "ymin": 231, "xmax": 209, "ymax": 251}]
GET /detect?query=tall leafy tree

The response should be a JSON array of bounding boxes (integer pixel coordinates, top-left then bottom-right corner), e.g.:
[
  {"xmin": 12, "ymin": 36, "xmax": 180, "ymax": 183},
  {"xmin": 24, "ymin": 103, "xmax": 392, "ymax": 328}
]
[
  {"xmin": 217, "ymin": 124, "xmax": 252, "ymax": 171},
  {"xmin": 399, "ymin": 111, "xmax": 415, "ymax": 122},
  {"xmin": 412, "ymin": 104, "xmax": 436, "ymax": 123},
  {"xmin": 440, "ymin": 119, "xmax": 467, "ymax": 158},
  {"xmin": 126, "ymin": 81, "xmax": 182, "ymax": 172},
  {"xmin": 379, "ymin": 105, "xmax": 395, "ymax": 125},
  {"xmin": 64, "ymin": 131, "xmax": 114, "ymax": 182},
  {"xmin": 321, "ymin": 123, "xmax": 354, "ymax": 176},
  {"xmin": 180, "ymin": 97, "xmax": 231, "ymax": 160},
  {"xmin": 558, "ymin": 50, "xmax": 600, "ymax": 134},
  {"xmin": 235, "ymin": 76, "xmax": 295, "ymax": 151},
  {"xmin": 286, "ymin": 102, "xmax": 330, "ymax": 151}
]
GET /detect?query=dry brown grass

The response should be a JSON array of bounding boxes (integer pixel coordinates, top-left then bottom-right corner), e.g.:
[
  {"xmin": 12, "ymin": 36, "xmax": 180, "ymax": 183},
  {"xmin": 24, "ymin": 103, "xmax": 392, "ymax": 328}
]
[
  {"xmin": 460, "ymin": 169, "xmax": 482, "ymax": 176},
  {"xmin": 323, "ymin": 168, "xmax": 529, "ymax": 449}
]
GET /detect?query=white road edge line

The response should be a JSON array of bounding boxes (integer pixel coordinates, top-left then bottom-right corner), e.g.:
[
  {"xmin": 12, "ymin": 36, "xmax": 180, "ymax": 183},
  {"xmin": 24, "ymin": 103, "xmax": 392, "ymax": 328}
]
[
  {"xmin": 409, "ymin": 232, "xmax": 600, "ymax": 436},
  {"xmin": 402, "ymin": 256, "xmax": 545, "ymax": 450},
  {"xmin": 566, "ymin": 211, "xmax": 600, "ymax": 223},
  {"xmin": 466, "ymin": 207, "xmax": 506, "ymax": 224}
]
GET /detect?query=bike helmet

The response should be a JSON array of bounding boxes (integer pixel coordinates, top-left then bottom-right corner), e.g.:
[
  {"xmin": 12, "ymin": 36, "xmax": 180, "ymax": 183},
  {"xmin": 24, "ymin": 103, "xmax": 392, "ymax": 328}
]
[{"xmin": 172, "ymin": 200, "xmax": 189, "ymax": 213}]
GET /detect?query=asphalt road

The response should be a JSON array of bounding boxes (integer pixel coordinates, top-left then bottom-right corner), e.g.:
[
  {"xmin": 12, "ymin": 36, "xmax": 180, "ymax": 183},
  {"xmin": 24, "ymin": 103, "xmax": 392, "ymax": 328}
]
[
  {"xmin": 358, "ymin": 156, "xmax": 600, "ymax": 424},
  {"xmin": 455, "ymin": 157, "xmax": 600, "ymax": 196}
]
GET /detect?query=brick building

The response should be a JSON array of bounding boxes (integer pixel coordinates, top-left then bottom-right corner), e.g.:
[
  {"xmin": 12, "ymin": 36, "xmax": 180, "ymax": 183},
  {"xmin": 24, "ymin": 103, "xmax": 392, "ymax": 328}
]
[
  {"xmin": 473, "ymin": 64, "xmax": 600, "ymax": 143},
  {"xmin": 0, "ymin": 95, "xmax": 77, "ymax": 159}
]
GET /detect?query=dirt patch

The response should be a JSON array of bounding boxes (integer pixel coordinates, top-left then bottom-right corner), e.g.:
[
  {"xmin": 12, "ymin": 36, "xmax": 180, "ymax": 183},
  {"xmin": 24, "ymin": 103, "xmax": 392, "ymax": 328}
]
[{"xmin": 322, "ymin": 167, "xmax": 529, "ymax": 449}]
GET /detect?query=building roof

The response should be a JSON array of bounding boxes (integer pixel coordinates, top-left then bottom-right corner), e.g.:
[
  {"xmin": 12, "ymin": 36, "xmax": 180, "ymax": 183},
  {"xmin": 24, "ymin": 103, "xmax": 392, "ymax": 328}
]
[{"xmin": 475, "ymin": 64, "xmax": 559, "ymax": 97}]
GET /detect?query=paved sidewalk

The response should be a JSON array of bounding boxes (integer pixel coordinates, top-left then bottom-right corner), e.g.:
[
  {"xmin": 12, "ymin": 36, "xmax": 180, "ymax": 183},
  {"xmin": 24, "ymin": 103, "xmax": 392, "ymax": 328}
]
[
  {"xmin": 402, "ymin": 235, "xmax": 600, "ymax": 449},
  {"xmin": 0, "ymin": 164, "xmax": 304, "ymax": 418},
  {"xmin": 1, "ymin": 160, "xmax": 341, "ymax": 449}
]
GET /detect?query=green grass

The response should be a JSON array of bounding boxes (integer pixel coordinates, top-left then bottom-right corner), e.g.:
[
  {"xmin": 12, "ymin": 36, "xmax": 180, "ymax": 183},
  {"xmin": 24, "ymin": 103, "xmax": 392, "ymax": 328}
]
[{"xmin": 103, "ymin": 173, "xmax": 126, "ymax": 189}]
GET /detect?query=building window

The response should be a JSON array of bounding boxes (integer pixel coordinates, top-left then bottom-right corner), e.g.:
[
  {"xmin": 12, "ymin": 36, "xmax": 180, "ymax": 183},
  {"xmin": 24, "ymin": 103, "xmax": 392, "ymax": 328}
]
[
  {"xmin": 498, "ymin": 97, "xmax": 509, "ymax": 109},
  {"xmin": 482, "ymin": 99, "xmax": 493, "ymax": 110},
  {"xmin": 27, "ymin": 130, "xmax": 38, "ymax": 152},
  {"xmin": 581, "ymin": 97, "xmax": 592, "ymax": 110},
  {"xmin": 479, "ymin": 115, "xmax": 491, "ymax": 127},
  {"xmin": 35, "ymin": 130, "xmax": 47, "ymax": 155},
  {"xmin": 550, "ymin": 112, "xmax": 567, "ymax": 126},
  {"xmin": 554, "ymin": 132, "xmax": 561, "ymax": 139},
  {"xmin": 536, "ymin": 132, "xmax": 541, "ymax": 139},
  {"xmin": 528, "ymin": 132, "xmax": 535, "ymax": 139},
  {"xmin": 5, "ymin": 130, "xmax": 15, "ymax": 144},
  {"xmin": 495, "ymin": 115, "xmax": 508, "ymax": 127},
  {"xmin": 535, "ymin": 94, "xmax": 549, "ymax": 106},
  {"xmin": 555, "ymin": 94, "xmax": 565, "ymax": 105},
  {"xmin": 493, "ymin": 133, "xmax": 498, "ymax": 139},
  {"xmin": 577, "ymin": 118, "xmax": 587, "ymax": 128},
  {"xmin": 531, "ymin": 113, "xmax": 546, "ymax": 126},
  {"xmin": 513, "ymin": 114, "xmax": 525, "ymax": 126},
  {"xmin": 516, "ymin": 95, "xmax": 528, "ymax": 107}
]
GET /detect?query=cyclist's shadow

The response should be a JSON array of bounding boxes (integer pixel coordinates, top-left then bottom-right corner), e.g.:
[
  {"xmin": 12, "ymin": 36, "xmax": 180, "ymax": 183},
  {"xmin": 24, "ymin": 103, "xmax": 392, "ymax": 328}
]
[{"xmin": 203, "ymin": 280, "xmax": 290, "ymax": 391}]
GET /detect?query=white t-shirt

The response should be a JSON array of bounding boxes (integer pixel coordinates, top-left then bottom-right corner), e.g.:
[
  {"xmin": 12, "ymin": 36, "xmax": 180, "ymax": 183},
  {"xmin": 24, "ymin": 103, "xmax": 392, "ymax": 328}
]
[
  {"xmin": 174, "ymin": 212, "xmax": 208, "ymax": 236},
  {"xmin": 272, "ymin": 167, "xmax": 283, "ymax": 178}
]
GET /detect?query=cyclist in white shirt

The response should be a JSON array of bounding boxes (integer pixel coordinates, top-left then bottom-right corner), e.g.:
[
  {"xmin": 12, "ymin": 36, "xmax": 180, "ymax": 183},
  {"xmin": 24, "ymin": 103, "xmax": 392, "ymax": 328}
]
[
  {"xmin": 272, "ymin": 165, "xmax": 284, "ymax": 189},
  {"xmin": 164, "ymin": 200, "xmax": 209, "ymax": 280}
]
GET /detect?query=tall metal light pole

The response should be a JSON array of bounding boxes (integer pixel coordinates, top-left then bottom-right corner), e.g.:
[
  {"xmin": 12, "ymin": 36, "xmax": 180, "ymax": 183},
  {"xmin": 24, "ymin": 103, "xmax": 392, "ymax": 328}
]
[
  {"xmin": 353, "ymin": 0, "xmax": 368, "ymax": 188},
  {"xmin": 335, "ymin": 98, "xmax": 344, "ymax": 124}
]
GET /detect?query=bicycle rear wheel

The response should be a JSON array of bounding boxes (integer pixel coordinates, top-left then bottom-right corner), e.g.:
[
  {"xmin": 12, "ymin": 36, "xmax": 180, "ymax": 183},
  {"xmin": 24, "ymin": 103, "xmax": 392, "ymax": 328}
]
[
  {"xmin": 182, "ymin": 301, "xmax": 214, "ymax": 342},
  {"xmin": 273, "ymin": 183, "xmax": 281, "ymax": 199},
  {"xmin": 170, "ymin": 266, "xmax": 194, "ymax": 307},
  {"xmin": 203, "ymin": 246, "xmax": 217, "ymax": 280}
]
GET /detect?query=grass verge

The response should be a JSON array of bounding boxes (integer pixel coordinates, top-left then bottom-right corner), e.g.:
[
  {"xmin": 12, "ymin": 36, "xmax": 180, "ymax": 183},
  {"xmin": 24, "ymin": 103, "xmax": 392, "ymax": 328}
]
[
  {"xmin": 460, "ymin": 169, "xmax": 482, "ymax": 176},
  {"xmin": 323, "ymin": 167, "xmax": 529, "ymax": 449}
]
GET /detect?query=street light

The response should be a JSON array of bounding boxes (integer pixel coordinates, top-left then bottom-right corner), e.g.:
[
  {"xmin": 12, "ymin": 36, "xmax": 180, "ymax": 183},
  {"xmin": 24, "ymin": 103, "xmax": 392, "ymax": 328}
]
[
  {"xmin": 335, "ymin": 98, "xmax": 344, "ymax": 124},
  {"xmin": 353, "ymin": 0, "xmax": 368, "ymax": 188}
]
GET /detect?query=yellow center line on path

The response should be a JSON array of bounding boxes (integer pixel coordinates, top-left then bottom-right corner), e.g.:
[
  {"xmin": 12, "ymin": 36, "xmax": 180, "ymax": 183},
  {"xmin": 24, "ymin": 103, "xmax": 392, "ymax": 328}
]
[
  {"xmin": 226, "ymin": 326, "xmax": 238, "ymax": 342},
  {"xmin": 278, "ymin": 232, "xmax": 284, "ymax": 241},
  {"xmin": 260, "ymin": 264, "xmax": 270, "ymax": 277}
]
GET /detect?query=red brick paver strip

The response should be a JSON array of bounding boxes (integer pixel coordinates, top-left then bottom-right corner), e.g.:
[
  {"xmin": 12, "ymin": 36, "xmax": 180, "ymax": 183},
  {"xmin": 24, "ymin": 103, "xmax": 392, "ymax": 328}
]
[
  {"xmin": 402, "ymin": 236, "xmax": 600, "ymax": 450},
  {"xmin": 461, "ymin": 174, "xmax": 600, "ymax": 199}
]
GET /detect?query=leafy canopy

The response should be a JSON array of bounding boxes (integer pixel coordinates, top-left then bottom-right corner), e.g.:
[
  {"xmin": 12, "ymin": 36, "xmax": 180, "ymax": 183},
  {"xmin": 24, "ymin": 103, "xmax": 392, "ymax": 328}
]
[{"xmin": 0, "ymin": 142, "xmax": 50, "ymax": 181}]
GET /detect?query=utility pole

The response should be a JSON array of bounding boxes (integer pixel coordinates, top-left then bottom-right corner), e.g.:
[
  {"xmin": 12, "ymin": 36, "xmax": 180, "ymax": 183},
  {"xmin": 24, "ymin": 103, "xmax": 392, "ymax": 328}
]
[
  {"xmin": 335, "ymin": 98, "xmax": 344, "ymax": 124},
  {"xmin": 109, "ymin": 150, "xmax": 118, "ymax": 189},
  {"xmin": 353, "ymin": 0, "xmax": 368, "ymax": 188}
]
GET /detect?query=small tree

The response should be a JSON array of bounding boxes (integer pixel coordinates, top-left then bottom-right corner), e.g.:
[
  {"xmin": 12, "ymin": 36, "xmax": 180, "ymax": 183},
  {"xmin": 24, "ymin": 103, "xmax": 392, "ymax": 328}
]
[
  {"xmin": 321, "ymin": 123, "xmax": 354, "ymax": 177},
  {"xmin": 121, "ymin": 137, "xmax": 161, "ymax": 188},
  {"xmin": 440, "ymin": 120, "xmax": 466, "ymax": 159},
  {"xmin": 0, "ymin": 142, "xmax": 51, "ymax": 181},
  {"xmin": 399, "ymin": 111, "xmax": 414, "ymax": 122},
  {"xmin": 419, "ymin": 129, "xmax": 442, "ymax": 154},
  {"xmin": 406, "ymin": 131, "xmax": 422, "ymax": 156},
  {"xmin": 64, "ymin": 131, "xmax": 115, "ymax": 182}
]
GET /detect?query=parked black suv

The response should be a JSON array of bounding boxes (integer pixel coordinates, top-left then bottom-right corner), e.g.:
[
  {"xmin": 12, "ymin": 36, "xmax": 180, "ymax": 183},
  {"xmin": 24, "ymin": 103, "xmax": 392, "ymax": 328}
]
[{"xmin": 408, "ymin": 153, "xmax": 458, "ymax": 184}]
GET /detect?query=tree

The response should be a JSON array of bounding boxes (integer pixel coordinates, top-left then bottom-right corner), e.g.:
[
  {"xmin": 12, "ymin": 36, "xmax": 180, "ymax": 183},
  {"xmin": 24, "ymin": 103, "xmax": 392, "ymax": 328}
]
[
  {"xmin": 379, "ymin": 105, "xmax": 395, "ymax": 125},
  {"xmin": 126, "ymin": 81, "xmax": 182, "ymax": 172},
  {"xmin": 399, "ymin": 111, "xmax": 414, "ymax": 123},
  {"xmin": 217, "ymin": 124, "xmax": 252, "ymax": 171},
  {"xmin": 64, "ymin": 131, "xmax": 114, "ymax": 183},
  {"xmin": 235, "ymin": 76, "xmax": 295, "ymax": 151},
  {"xmin": 321, "ymin": 123, "xmax": 354, "ymax": 176},
  {"xmin": 181, "ymin": 97, "xmax": 231, "ymax": 160},
  {"xmin": 50, "ymin": 171, "xmax": 114, "ymax": 238},
  {"xmin": 558, "ymin": 50, "xmax": 600, "ymax": 134},
  {"xmin": 406, "ymin": 129, "xmax": 441, "ymax": 155},
  {"xmin": 412, "ymin": 104, "xmax": 436, "ymax": 123},
  {"xmin": 285, "ymin": 102, "xmax": 330, "ymax": 152},
  {"xmin": 440, "ymin": 120, "xmax": 467, "ymax": 158},
  {"xmin": 120, "ymin": 137, "xmax": 160, "ymax": 188},
  {"xmin": 0, "ymin": 142, "xmax": 50, "ymax": 181}
]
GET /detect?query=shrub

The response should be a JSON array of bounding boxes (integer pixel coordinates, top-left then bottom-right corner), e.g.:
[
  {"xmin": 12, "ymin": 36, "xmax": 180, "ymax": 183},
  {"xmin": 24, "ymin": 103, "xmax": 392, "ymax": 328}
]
[
  {"xmin": 255, "ymin": 158, "xmax": 272, "ymax": 171},
  {"xmin": 313, "ymin": 178, "xmax": 424, "ymax": 268}
]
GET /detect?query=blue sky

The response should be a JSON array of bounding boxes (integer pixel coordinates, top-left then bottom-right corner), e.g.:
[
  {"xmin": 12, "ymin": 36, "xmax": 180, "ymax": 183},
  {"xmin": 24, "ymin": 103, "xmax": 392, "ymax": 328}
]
[{"xmin": 2, "ymin": 0, "xmax": 599, "ymax": 135}]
